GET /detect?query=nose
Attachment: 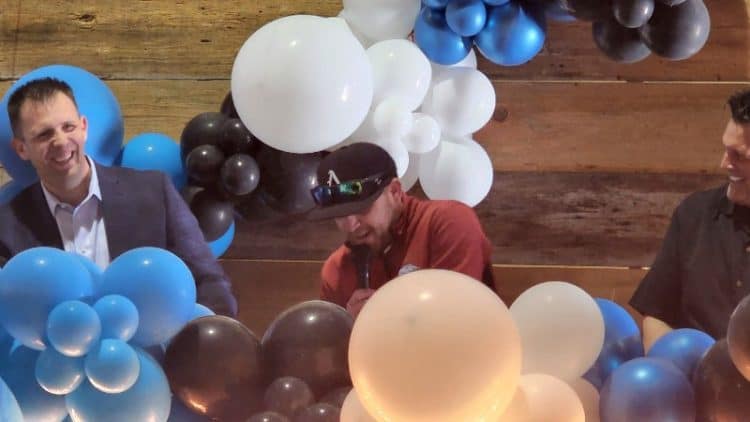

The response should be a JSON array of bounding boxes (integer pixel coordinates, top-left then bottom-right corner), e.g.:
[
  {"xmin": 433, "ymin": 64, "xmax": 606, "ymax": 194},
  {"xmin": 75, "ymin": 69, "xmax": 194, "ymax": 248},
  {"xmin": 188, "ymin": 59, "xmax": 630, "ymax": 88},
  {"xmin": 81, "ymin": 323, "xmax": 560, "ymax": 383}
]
[{"xmin": 336, "ymin": 215, "xmax": 360, "ymax": 233}]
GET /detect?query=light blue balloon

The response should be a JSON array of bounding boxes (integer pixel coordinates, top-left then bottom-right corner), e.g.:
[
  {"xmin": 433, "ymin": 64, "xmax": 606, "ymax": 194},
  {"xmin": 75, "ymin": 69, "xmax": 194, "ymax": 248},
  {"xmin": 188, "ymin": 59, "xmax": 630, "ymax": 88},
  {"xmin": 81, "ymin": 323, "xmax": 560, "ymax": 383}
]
[
  {"xmin": 119, "ymin": 133, "xmax": 187, "ymax": 191},
  {"xmin": 0, "ymin": 180, "xmax": 26, "ymax": 205},
  {"xmin": 192, "ymin": 303, "xmax": 216, "ymax": 320},
  {"xmin": 99, "ymin": 247, "xmax": 196, "ymax": 347},
  {"xmin": 35, "ymin": 347, "xmax": 85, "ymax": 395},
  {"xmin": 93, "ymin": 295, "xmax": 139, "ymax": 342},
  {"xmin": 0, "ymin": 247, "xmax": 94, "ymax": 350},
  {"xmin": 69, "ymin": 253, "xmax": 104, "ymax": 295},
  {"xmin": 0, "ymin": 324, "xmax": 13, "ymax": 369},
  {"xmin": 422, "ymin": 0, "xmax": 451, "ymax": 8},
  {"xmin": 475, "ymin": 2, "xmax": 546, "ymax": 66},
  {"xmin": 447, "ymin": 0, "xmax": 488, "ymax": 36},
  {"xmin": 0, "ymin": 346, "xmax": 68, "ymax": 422},
  {"xmin": 0, "ymin": 64, "xmax": 124, "ymax": 186},
  {"xmin": 84, "ymin": 339, "xmax": 140, "ymax": 394},
  {"xmin": 208, "ymin": 221, "xmax": 235, "ymax": 258},
  {"xmin": 47, "ymin": 300, "xmax": 101, "ymax": 357},
  {"xmin": 647, "ymin": 328, "xmax": 715, "ymax": 380},
  {"xmin": 67, "ymin": 349, "xmax": 171, "ymax": 422},
  {"xmin": 0, "ymin": 376, "xmax": 23, "ymax": 422},
  {"xmin": 414, "ymin": 7, "xmax": 473, "ymax": 65}
]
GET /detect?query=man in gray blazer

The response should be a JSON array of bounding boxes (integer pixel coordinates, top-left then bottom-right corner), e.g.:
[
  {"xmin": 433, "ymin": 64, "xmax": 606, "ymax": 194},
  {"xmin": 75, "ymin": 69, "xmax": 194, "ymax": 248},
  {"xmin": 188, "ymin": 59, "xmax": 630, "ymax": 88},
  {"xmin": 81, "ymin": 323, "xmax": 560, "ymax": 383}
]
[{"xmin": 0, "ymin": 77, "xmax": 237, "ymax": 316}]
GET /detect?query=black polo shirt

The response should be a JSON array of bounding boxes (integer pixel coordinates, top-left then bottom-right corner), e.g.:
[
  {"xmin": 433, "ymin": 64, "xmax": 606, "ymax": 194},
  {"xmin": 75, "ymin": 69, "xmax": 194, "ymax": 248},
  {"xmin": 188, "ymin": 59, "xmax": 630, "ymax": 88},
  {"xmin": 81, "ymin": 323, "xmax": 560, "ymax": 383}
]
[{"xmin": 630, "ymin": 184, "xmax": 750, "ymax": 339}]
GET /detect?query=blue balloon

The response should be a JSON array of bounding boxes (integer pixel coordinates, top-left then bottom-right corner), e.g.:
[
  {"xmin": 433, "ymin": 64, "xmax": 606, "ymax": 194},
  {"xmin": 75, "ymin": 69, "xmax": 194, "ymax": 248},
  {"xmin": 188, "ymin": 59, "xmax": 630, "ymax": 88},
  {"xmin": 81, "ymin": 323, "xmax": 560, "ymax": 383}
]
[
  {"xmin": 0, "ymin": 64, "xmax": 124, "ymax": 186},
  {"xmin": 120, "ymin": 133, "xmax": 187, "ymax": 191},
  {"xmin": 601, "ymin": 357, "xmax": 695, "ymax": 421},
  {"xmin": 35, "ymin": 347, "xmax": 85, "ymax": 395},
  {"xmin": 0, "ymin": 376, "xmax": 23, "ymax": 422},
  {"xmin": 99, "ymin": 247, "xmax": 196, "ymax": 347},
  {"xmin": 70, "ymin": 253, "xmax": 104, "ymax": 293},
  {"xmin": 583, "ymin": 298, "xmax": 644, "ymax": 389},
  {"xmin": 84, "ymin": 339, "xmax": 140, "ymax": 394},
  {"xmin": 414, "ymin": 7, "xmax": 473, "ymax": 65},
  {"xmin": 0, "ymin": 180, "xmax": 26, "ymax": 206},
  {"xmin": 0, "ymin": 247, "xmax": 94, "ymax": 350},
  {"xmin": 0, "ymin": 325, "xmax": 13, "ymax": 369},
  {"xmin": 208, "ymin": 221, "xmax": 235, "ymax": 258},
  {"xmin": 0, "ymin": 346, "xmax": 68, "ymax": 421},
  {"xmin": 93, "ymin": 295, "xmax": 139, "ymax": 342},
  {"xmin": 144, "ymin": 343, "xmax": 166, "ymax": 366},
  {"xmin": 483, "ymin": 0, "xmax": 511, "ymax": 5},
  {"xmin": 647, "ymin": 328, "xmax": 715, "ymax": 380},
  {"xmin": 67, "ymin": 349, "xmax": 171, "ymax": 422},
  {"xmin": 446, "ymin": 0, "xmax": 488, "ymax": 37},
  {"xmin": 192, "ymin": 303, "xmax": 216, "ymax": 320},
  {"xmin": 423, "ymin": 0, "xmax": 451, "ymax": 8},
  {"xmin": 475, "ymin": 2, "xmax": 546, "ymax": 66},
  {"xmin": 47, "ymin": 300, "xmax": 102, "ymax": 357}
]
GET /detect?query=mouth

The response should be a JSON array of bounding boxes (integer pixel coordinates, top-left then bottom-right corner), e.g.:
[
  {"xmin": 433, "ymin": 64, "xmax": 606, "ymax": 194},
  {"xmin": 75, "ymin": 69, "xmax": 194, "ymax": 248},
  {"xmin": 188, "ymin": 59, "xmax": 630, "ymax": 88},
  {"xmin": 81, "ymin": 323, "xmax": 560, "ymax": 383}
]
[
  {"xmin": 730, "ymin": 175, "xmax": 745, "ymax": 183},
  {"xmin": 50, "ymin": 151, "xmax": 75, "ymax": 167}
]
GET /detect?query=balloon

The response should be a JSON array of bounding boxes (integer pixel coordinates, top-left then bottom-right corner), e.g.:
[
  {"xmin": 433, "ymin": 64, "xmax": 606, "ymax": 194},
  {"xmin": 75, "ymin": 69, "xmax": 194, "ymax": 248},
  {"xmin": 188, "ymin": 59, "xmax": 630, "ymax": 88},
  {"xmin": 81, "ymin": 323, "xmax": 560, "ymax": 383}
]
[
  {"xmin": 728, "ymin": 293, "xmax": 750, "ymax": 381},
  {"xmin": 423, "ymin": 0, "xmax": 451, "ymax": 8},
  {"xmin": 419, "ymin": 138, "xmax": 493, "ymax": 207},
  {"xmin": 84, "ymin": 339, "xmax": 140, "ymax": 394},
  {"xmin": 263, "ymin": 377, "xmax": 315, "ymax": 418},
  {"xmin": 66, "ymin": 350, "xmax": 171, "ymax": 422},
  {"xmin": 414, "ymin": 7, "xmax": 473, "ymax": 65},
  {"xmin": 320, "ymin": 386, "xmax": 352, "ymax": 409},
  {"xmin": 639, "ymin": 0, "xmax": 710, "ymax": 60},
  {"xmin": 248, "ymin": 411, "xmax": 290, "ymax": 422},
  {"xmin": 446, "ymin": 0, "xmax": 488, "ymax": 37},
  {"xmin": 475, "ymin": 2, "xmax": 546, "ymax": 66},
  {"xmin": 421, "ymin": 67, "xmax": 495, "ymax": 137},
  {"xmin": 593, "ymin": 18, "xmax": 651, "ymax": 64},
  {"xmin": 70, "ymin": 253, "xmax": 103, "ymax": 289},
  {"xmin": 220, "ymin": 118, "xmax": 257, "ymax": 156},
  {"xmin": 499, "ymin": 373, "xmax": 585, "ymax": 422},
  {"xmin": 484, "ymin": 0, "xmax": 511, "ymax": 5},
  {"xmin": 207, "ymin": 221, "xmax": 235, "ymax": 258},
  {"xmin": 336, "ymin": 12, "xmax": 376, "ymax": 49},
  {"xmin": 164, "ymin": 316, "xmax": 265, "ymax": 420},
  {"xmin": 341, "ymin": 0, "xmax": 421, "ymax": 41},
  {"xmin": 190, "ymin": 189, "xmax": 234, "ymax": 241},
  {"xmin": 293, "ymin": 403, "xmax": 340, "ymax": 422},
  {"xmin": 349, "ymin": 270, "xmax": 521, "ymax": 422},
  {"xmin": 180, "ymin": 112, "xmax": 228, "ymax": 159},
  {"xmin": 399, "ymin": 152, "xmax": 421, "ymax": 192},
  {"xmin": 657, "ymin": 0, "xmax": 687, "ymax": 4},
  {"xmin": 46, "ymin": 300, "xmax": 101, "ymax": 357},
  {"xmin": 613, "ymin": 0, "xmax": 655, "ymax": 28},
  {"xmin": 0, "ymin": 247, "xmax": 93, "ymax": 350},
  {"xmin": 367, "ymin": 39, "xmax": 432, "ymax": 112},
  {"xmin": 403, "ymin": 113, "xmax": 441, "ymax": 154},
  {"xmin": 509, "ymin": 281, "xmax": 604, "ymax": 382},
  {"xmin": 120, "ymin": 133, "xmax": 187, "ymax": 190},
  {"xmin": 168, "ymin": 399, "xmax": 211, "ymax": 422},
  {"xmin": 0, "ymin": 376, "xmax": 23, "ymax": 422},
  {"xmin": 583, "ymin": 298, "xmax": 644, "ymax": 389},
  {"xmin": 646, "ymin": 328, "xmax": 715, "ymax": 380},
  {"xmin": 220, "ymin": 92, "xmax": 239, "ymax": 119},
  {"xmin": 568, "ymin": 378, "xmax": 600, "ymax": 422},
  {"xmin": 559, "ymin": 0, "xmax": 614, "ymax": 21},
  {"xmin": 231, "ymin": 15, "xmax": 373, "ymax": 153},
  {"xmin": 220, "ymin": 153, "xmax": 260, "ymax": 197},
  {"xmin": 693, "ymin": 339, "xmax": 750, "ymax": 420},
  {"xmin": 0, "ymin": 180, "xmax": 25, "ymax": 205},
  {"xmin": 0, "ymin": 346, "xmax": 68, "ymax": 422},
  {"xmin": 35, "ymin": 347, "xmax": 85, "ymax": 395},
  {"xmin": 372, "ymin": 98, "xmax": 413, "ymax": 140},
  {"xmin": 99, "ymin": 247, "xmax": 196, "ymax": 347},
  {"xmin": 374, "ymin": 138, "xmax": 409, "ymax": 179},
  {"xmin": 262, "ymin": 300, "xmax": 353, "ymax": 398},
  {"xmin": 92, "ymin": 295, "xmax": 139, "ymax": 342},
  {"xmin": 0, "ymin": 64, "xmax": 123, "ymax": 186},
  {"xmin": 543, "ymin": 1, "xmax": 578, "ymax": 22},
  {"xmin": 600, "ymin": 357, "xmax": 695, "ymax": 421},
  {"xmin": 253, "ymin": 147, "xmax": 322, "ymax": 215},
  {"xmin": 185, "ymin": 144, "xmax": 225, "ymax": 188},
  {"xmin": 340, "ymin": 389, "xmax": 376, "ymax": 422}
]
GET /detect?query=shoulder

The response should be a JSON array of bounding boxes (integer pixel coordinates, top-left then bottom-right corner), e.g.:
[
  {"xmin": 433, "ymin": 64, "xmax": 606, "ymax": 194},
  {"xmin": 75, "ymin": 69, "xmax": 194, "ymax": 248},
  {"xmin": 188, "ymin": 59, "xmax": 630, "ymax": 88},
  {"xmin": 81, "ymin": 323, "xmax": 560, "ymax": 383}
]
[
  {"xmin": 412, "ymin": 197, "xmax": 480, "ymax": 226},
  {"xmin": 97, "ymin": 164, "xmax": 168, "ymax": 185},
  {"xmin": 322, "ymin": 245, "xmax": 351, "ymax": 279},
  {"xmin": 674, "ymin": 184, "xmax": 727, "ymax": 219}
]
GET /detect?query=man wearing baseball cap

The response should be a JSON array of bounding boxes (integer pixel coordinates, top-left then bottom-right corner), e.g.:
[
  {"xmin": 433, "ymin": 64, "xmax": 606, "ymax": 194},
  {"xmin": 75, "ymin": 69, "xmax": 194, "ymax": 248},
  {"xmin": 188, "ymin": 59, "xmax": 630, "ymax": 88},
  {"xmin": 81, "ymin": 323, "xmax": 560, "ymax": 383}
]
[{"xmin": 308, "ymin": 142, "xmax": 496, "ymax": 318}]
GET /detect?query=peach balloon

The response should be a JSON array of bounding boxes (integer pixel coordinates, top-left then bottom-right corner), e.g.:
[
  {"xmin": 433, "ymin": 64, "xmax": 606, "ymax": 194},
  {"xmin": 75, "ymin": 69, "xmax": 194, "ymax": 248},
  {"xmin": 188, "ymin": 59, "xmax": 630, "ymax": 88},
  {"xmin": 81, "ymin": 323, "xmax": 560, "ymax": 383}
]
[{"xmin": 500, "ymin": 373, "xmax": 585, "ymax": 422}]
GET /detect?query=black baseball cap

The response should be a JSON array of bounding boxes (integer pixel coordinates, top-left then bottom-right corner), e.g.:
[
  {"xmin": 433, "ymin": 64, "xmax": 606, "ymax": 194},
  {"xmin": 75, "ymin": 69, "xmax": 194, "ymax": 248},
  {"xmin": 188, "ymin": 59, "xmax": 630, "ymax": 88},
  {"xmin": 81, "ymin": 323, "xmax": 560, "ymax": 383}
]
[{"xmin": 306, "ymin": 143, "xmax": 397, "ymax": 220}]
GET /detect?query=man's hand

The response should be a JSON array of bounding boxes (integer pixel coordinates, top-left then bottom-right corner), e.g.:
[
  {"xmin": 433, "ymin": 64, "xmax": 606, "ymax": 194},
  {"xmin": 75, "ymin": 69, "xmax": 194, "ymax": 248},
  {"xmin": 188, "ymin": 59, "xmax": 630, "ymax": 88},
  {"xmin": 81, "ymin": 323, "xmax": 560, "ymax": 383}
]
[{"xmin": 346, "ymin": 288, "xmax": 376, "ymax": 319}]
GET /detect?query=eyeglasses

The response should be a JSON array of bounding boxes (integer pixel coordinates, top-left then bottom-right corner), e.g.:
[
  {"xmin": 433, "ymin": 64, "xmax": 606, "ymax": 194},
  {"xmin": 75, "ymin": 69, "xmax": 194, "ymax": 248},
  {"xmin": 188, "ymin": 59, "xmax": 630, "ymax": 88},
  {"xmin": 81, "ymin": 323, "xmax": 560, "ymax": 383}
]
[{"xmin": 310, "ymin": 173, "xmax": 390, "ymax": 206}]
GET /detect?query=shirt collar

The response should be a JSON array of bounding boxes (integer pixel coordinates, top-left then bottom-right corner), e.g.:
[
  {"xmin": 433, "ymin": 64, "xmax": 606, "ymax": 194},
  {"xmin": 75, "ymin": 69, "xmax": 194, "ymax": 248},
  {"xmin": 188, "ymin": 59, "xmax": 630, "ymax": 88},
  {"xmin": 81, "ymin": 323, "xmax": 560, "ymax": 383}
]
[{"xmin": 42, "ymin": 156, "xmax": 102, "ymax": 214}]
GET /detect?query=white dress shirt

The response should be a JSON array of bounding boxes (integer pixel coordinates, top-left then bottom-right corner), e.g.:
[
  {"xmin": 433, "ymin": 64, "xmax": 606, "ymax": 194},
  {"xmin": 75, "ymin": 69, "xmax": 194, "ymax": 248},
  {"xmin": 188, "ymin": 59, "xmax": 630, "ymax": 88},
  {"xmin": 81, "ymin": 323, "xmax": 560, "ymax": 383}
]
[{"xmin": 41, "ymin": 157, "xmax": 110, "ymax": 269}]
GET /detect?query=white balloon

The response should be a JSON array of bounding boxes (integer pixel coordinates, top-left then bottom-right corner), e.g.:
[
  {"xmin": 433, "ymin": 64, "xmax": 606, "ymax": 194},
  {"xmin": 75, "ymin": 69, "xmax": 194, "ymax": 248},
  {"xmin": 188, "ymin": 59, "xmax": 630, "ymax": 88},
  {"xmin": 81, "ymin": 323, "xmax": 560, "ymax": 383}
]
[
  {"xmin": 367, "ymin": 39, "xmax": 432, "ymax": 111},
  {"xmin": 336, "ymin": 12, "xmax": 375, "ymax": 48},
  {"xmin": 568, "ymin": 378, "xmax": 600, "ymax": 422},
  {"xmin": 342, "ymin": 0, "xmax": 421, "ymax": 42},
  {"xmin": 399, "ymin": 152, "xmax": 420, "ymax": 192},
  {"xmin": 510, "ymin": 282, "xmax": 605, "ymax": 382},
  {"xmin": 431, "ymin": 48, "xmax": 478, "ymax": 79},
  {"xmin": 231, "ymin": 15, "xmax": 373, "ymax": 153},
  {"xmin": 500, "ymin": 374, "xmax": 585, "ymax": 422},
  {"xmin": 373, "ymin": 97, "xmax": 414, "ymax": 140},
  {"xmin": 341, "ymin": 389, "xmax": 378, "ymax": 422},
  {"xmin": 374, "ymin": 138, "xmax": 409, "ymax": 178},
  {"xmin": 421, "ymin": 66, "xmax": 496, "ymax": 137},
  {"xmin": 419, "ymin": 138, "xmax": 493, "ymax": 207},
  {"xmin": 403, "ymin": 113, "xmax": 441, "ymax": 154}
]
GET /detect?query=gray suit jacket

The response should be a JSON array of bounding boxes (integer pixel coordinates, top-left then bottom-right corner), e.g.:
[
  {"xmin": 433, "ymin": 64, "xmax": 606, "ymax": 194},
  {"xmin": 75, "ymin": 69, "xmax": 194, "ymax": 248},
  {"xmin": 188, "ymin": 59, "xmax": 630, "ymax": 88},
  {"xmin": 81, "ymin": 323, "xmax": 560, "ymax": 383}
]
[{"xmin": 0, "ymin": 163, "xmax": 238, "ymax": 316}]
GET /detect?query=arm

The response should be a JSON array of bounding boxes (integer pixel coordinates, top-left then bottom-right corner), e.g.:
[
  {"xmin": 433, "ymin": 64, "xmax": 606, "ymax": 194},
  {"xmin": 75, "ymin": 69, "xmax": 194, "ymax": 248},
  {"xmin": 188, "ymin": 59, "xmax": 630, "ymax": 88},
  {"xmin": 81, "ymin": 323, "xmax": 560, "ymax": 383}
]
[
  {"xmin": 162, "ymin": 174, "xmax": 238, "ymax": 317},
  {"xmin": 643, "ymin": 315, "xmax": 673, "ymax": 352},
  {"xmin": 428, "ymin": 203, "xmax": 492, "ymax": 283}
]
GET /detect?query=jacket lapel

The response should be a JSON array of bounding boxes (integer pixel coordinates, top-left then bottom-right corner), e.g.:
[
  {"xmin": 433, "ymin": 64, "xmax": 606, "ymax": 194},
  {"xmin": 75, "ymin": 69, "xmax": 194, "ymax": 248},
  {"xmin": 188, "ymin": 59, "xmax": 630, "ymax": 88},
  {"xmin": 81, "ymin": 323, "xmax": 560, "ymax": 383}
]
[{"xmin": 97, "ymin": 164, "xmax": 134, "ymax": 259}]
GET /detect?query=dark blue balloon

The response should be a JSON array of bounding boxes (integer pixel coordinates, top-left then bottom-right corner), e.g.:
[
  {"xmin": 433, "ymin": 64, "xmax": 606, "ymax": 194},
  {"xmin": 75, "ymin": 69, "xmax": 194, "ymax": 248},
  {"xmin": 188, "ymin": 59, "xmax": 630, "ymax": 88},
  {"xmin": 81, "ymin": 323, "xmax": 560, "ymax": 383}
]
[
  {"xmin": 120, "ymin": 133, "xmax": 187, "ymax": 191},
  {"xmin": 0, "ymin": 180, "xmax": 26, "ymax": 206},
  {"xmin": 0, "ymin": 346, "xmax": 68, "ymax": 421},
  {"xmin": 601, "ymin": 357, "xmax": 695, "ymax": 421},
  {"xmin": 446, "ymin": 0, "xmax": 488, "ymax": 37},
  {"xmin": 208, "ymin": 220, "xmax": 235, "ymax": 258},
  {"xmin": 483, "ymin": 0, "xmax": 511, "ymax": 5},
  {"xmin": 583, "ymin": 298, "xmax": 644, "ymax": 389},
  {"xmin": 414, "ymin": 7, "xmax": 473, "ymax": 65},
  {"xmin": 475, "ymin": 3, "xmax": 546, "ymax": 66},
  {"xmin": 423, "ymin": 0, "xmax": 451, "ymax": 8},
  {"xmin": 0, "ymin": 376, "xmax": 23, "ymax": 422},
  {"xmin": 647, "ymin": 328, "xmax": 715, "ymax": 380}
]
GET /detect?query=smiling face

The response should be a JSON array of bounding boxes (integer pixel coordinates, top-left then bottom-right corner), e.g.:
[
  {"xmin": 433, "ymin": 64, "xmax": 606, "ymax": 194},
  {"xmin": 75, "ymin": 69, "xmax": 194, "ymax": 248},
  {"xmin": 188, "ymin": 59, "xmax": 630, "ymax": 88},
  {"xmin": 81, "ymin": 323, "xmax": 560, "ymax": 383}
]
[{"xmin": 720, "ymin": 118, "xmax": 750, "ymax": 207}]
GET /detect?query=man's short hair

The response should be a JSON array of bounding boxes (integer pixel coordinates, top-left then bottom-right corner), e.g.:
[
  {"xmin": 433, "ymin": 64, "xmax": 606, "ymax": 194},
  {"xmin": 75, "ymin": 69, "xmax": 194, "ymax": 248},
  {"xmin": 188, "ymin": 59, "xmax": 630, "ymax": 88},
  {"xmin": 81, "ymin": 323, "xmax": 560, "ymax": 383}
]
[
  {"xmin": 7, "ymin": 77, "xmax": 78, "ymax": 137},
  {"xmin": 728, "ymin": 89, "xmax": 750, "ymax": 124}
]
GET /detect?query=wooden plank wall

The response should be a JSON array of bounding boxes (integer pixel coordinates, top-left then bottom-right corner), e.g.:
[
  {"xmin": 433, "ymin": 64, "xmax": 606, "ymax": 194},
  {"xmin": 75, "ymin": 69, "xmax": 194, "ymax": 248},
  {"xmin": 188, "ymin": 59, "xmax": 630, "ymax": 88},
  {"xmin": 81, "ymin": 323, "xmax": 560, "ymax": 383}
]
[{"xmin": 0, "ymin": 1, "xmax": 748, "ymax": 331}]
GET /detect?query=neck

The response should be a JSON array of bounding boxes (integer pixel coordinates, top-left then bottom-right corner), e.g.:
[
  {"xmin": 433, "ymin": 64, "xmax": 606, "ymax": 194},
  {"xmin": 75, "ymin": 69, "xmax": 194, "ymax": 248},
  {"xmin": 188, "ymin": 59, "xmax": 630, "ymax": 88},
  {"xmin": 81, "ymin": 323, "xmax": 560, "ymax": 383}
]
[{"xmin": 42, "ymin": 161, "xmax": 92, "ymax": 206}]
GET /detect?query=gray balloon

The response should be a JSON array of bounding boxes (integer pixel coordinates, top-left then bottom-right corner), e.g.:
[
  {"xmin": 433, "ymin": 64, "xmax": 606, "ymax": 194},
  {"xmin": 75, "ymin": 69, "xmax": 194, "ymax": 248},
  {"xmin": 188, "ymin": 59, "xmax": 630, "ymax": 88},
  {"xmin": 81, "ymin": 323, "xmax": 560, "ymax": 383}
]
[
  {"xmin": 593, "ymin": 18, "xmax": 651, "ymax": 63},
  {"xmin": 639, "ymin": 0, "xmax": 710, "ymax": 60},
  {"xmin": 613, "ymin": 0, "xmax": 655, "ymax": 28},
  {"xmin": 559, "ymin": 0, "xmax": 613, "ymax": 21}
]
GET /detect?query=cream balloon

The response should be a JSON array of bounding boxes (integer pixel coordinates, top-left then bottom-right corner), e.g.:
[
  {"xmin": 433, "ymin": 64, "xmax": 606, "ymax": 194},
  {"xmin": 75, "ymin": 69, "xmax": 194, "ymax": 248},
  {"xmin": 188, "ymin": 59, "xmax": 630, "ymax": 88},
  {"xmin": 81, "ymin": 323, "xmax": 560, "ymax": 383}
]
[
  {"xmin": 367, "ymin": 39, "xmax": 432, "ymax": 111},
  {"xmin": 340, "ymin": 389, "xmax": 377, "ymax": 422},
  {"xmin": 399, "ymin": 152, "xmax": 420, "ymax": 192},
  {"xmin": 510, "ymin": 282, "xmax": 605, "ymax": 382},
  {"xmin": 403, "ymin": 113, "xmax": 441, "ymax": 154},
  {"xmin": 342, "ymin": 0, "xmax": 421, "ymax": 42},
  {"xmin": 349, "ymin": 269, "xmax": 521, "ymax": 422},
  {"xmin": 568, "ymin": 378, "xmax": 600, "ymax": 422},
  {"xmin": 418, "ymin": 138, "xmax": 493, "ymax": 207},
  {"xmin": 231, "ymin": 15, "xmax": 373, "ymax": 153},
  {"xmin": 500, "ymin": 374, "xmax": 585, "ymax": 422}
]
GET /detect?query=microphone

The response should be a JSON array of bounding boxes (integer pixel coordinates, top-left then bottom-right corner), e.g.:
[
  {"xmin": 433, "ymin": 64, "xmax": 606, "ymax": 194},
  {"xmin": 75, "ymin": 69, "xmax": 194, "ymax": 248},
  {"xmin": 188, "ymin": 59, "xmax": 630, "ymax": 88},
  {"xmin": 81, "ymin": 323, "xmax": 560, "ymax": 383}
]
[{"xmin": 347, "ymin": 242, "xmax": 371, "ymax": 289}]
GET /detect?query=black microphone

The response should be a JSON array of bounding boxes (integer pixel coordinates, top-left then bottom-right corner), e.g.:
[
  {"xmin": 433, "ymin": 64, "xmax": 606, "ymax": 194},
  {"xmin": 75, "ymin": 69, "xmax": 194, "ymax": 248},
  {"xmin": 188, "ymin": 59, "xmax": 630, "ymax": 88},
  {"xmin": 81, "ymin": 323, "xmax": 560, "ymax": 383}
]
[{"xmin": 347, "ymin": 242, "xmax": 372, "ymax": 289}]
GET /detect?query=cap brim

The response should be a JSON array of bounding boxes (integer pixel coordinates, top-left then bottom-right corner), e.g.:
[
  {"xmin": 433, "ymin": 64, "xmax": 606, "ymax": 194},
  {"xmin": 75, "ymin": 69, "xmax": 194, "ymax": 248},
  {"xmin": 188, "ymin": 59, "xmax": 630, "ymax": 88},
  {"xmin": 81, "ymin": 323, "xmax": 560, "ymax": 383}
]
[{"xmin": 305, "ymin": 188, "xmax": 383, "ymax": 221}]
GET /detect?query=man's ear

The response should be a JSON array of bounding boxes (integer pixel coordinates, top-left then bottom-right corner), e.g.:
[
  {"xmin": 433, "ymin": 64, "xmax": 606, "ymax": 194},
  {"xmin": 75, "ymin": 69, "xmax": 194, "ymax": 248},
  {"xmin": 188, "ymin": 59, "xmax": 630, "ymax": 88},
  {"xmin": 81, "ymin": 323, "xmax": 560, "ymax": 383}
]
[
  {"xmin": 11, "ymin": 137, "xmax": 29, "ymax": 161},
  {"xmin": 80, "ymin": 115, "xmax": 88, "ymax": 143},
  {"xmin": 387, "ymin": 178, "xmax": 404, "ymax": 202}
]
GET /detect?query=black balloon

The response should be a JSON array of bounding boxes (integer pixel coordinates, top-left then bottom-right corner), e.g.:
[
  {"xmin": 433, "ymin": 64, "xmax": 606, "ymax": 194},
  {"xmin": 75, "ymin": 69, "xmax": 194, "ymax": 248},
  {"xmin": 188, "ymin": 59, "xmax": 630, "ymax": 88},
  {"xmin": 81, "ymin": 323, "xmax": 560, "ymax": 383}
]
[
  {"xmin": 292, "ymin": 403, "xmax": 340, "ymax": 422},
  {"xmin": 220, "ymin": 118, "xmax": 257, "ymax": 156},
  {"xmin": 181, "ymin": 184, "xmax": 204, "ymax": 206},
  {"xmin": 254, "ymin": 146, "xmax": 323, "ymax": 215},
  {"xmin": 181, "ymin": 112, "xmax": 229, "ymax": 159},
  {"xmin": 657, "ymin": 0, "xmax": 686, "ymax": 5},
  {"xmin": 246, "ymin": 411, "xmax": 290, "ymax": 422},
  {"xmin": 262, "ymin": 301, "xmax": 354, "ymax": 398},
  {"xmin": 164, "ymin": 316, "xmax": 265, "ymax": 421},
  {"xmin": 190, "ymin": 189, "xmax": 234, "ymax": 241},
  {"xmin": 220, "ymin": 154, "xmax": 260, "ymax": 198},
  {"xmin": 221, "ymin": 91, "xmax": 239, "ymax": 119},
  {"xmin": 264, "ymin": 377, "xmax": 315, "ymax": 418},
  {"xmin": 639, "ymin": 0, "xmax": 710, "ymax": 60},
  {"xmin": 185, "ymin": 144, "xmax": 225, "ymax": 188},
  {"xmin": 693, "ymin": 339, "xmax": 750, "ymax": 420},
  {"xmin": 559, "ymin": 0, "xmax": 613, "ymax": 21},
  {"xmin": 319, "ymin": 386, "xmax": 351, "ymax": 409},
  {"xmin": 234, "ymin": 190, "xmax": 287, "ymax": 223},
  {"xmin": 613, "ymin": 0, "xmax": 654, "ymax": 28},
  {"xmin": 593, "ymin": 18, "xmax": 651, "ymax": 63},
  {"xmin": 727, "ymin": 294, "xmax": 750, "ymax": 382}
]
